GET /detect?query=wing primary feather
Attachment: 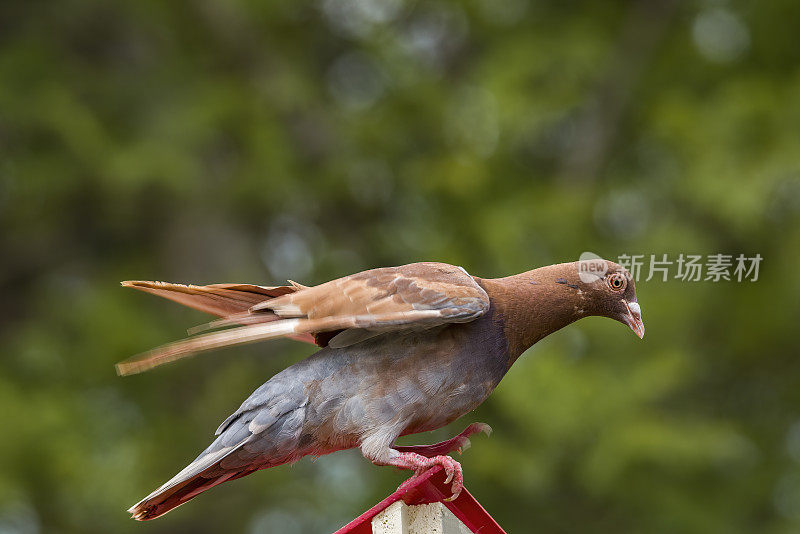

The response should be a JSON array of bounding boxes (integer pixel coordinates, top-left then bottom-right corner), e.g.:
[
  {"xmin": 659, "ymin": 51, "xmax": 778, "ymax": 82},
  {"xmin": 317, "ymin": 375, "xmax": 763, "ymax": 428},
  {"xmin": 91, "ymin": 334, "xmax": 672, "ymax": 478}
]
[
  {"xmin": 186, "ymin": 313, "xmax": 272, "ymax": 335},
  {"xmin": 116, "ymin": 319, "xmax": 302, "ymax": 376},
  {"xmin": 116, "ymin": 310, "xmax": 445, "ymax": 376}
]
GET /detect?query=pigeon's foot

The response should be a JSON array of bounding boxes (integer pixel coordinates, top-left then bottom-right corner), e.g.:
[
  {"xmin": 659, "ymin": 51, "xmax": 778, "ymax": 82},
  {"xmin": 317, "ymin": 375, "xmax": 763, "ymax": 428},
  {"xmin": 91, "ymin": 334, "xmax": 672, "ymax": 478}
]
[
  {"xmin": 365, "ymin": 423, "xmax": 491, "ymax": 501},
  {"xmin": 395, "ymin": 422, "xmax": 492, "ymax": 458},
  {"xmin": 392, "ymin": 452, "xmax": 464, "ymax": 501}
]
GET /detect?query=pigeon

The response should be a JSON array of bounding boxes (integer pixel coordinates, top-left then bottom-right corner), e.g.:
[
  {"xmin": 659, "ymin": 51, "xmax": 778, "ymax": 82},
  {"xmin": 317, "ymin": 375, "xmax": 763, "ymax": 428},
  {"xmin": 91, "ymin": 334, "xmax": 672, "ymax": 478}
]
[{"xmin": 118, "ymin": 260, "xmax": 644, "ymax": 520}]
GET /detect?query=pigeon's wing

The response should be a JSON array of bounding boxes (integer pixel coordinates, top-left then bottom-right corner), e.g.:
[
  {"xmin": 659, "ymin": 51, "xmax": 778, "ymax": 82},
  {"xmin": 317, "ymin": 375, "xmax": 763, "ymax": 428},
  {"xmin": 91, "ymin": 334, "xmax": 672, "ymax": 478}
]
[
  {"xmin": 116, "ymin": 262, "xmax": 489, "ymax": 376},
  {"xmin": 119, "ymin": 281, "xmax": 300, "ymax": 317},
  {"xmin": 119, "ymin": 281, "xmax": 317, "ymax": 344}
]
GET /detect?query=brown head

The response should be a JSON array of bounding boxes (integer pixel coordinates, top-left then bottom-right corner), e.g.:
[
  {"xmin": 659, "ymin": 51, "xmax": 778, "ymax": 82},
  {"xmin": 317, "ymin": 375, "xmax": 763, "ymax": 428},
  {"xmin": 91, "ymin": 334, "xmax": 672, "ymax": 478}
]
[
  {"xmin": 482, "ymin": 258, "xmax": 644, "ymax": 360},
  {"xmin": 569, "ymin": 259, "xmax": 645, "ymax": 339}
]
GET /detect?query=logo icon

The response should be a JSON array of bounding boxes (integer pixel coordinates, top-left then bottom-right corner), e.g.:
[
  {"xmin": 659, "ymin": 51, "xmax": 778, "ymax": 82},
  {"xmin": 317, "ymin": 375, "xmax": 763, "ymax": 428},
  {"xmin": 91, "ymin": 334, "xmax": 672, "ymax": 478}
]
[{"xmin": 578, "ymin": 251, "xmax": 608, "ymax": 283}]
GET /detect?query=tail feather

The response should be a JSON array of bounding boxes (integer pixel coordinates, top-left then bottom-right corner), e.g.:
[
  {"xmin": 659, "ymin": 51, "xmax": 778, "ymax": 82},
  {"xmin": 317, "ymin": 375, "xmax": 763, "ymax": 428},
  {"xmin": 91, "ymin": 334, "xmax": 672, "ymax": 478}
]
[
  {"xmin": 127, "ymin": 442, "xmax": 257, "ymax": 521},
  {"xmin": 128, "ymin": 469, "xmax": 254, "ymax": 521}
]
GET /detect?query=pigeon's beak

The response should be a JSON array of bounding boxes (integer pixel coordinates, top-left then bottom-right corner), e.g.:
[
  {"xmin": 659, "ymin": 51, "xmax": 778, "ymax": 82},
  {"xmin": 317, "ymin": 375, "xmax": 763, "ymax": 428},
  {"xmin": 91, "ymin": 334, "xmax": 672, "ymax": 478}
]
[{"xmin": 621, "ymin": 300, "xmax": 645, "ymax": 339}]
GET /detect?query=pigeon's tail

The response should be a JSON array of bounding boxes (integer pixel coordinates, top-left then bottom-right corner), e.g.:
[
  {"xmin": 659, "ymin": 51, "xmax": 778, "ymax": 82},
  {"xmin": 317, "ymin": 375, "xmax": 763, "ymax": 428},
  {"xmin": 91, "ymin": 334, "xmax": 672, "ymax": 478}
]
[
  {"xmin": 128, "ymin": 467, "xmax": 254, "ymax": 521},
  {"xmin": 128, "ymin": 388, "xmax": 309, "ymax": 521},
  {"xmin": 127, "ymin": 441, "xmax": 258, "ymax": 521}
]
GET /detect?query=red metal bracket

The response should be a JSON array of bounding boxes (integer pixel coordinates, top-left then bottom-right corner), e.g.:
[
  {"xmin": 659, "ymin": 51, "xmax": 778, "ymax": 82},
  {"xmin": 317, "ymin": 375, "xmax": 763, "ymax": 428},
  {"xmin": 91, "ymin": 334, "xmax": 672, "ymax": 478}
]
[{"xmin": 333, "ymin": 467, "xmax": 506, "ymax": 534}]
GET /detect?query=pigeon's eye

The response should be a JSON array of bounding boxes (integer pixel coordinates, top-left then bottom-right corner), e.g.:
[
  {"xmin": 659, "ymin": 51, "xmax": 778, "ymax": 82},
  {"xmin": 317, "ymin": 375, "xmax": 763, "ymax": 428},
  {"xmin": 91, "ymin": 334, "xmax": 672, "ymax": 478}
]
[{"xmin": 607, "ymin": 273, "xmax": 626, "ymax": 292}]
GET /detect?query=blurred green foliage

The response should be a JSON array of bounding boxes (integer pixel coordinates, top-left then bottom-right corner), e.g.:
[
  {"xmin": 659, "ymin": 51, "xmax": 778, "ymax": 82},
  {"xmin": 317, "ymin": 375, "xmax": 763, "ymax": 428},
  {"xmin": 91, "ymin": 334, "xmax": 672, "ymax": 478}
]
[{"xmin": 2, "ymin": 0, "xmax": 800, "ymax": 532}]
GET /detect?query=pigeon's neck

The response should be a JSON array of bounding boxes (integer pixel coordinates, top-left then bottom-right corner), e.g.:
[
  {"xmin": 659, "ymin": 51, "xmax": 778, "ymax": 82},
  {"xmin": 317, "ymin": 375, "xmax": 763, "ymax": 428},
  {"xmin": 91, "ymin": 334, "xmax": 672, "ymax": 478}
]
[{"xmin": 479, "ymin": 262, "xmax": 587, "ymax": 365}]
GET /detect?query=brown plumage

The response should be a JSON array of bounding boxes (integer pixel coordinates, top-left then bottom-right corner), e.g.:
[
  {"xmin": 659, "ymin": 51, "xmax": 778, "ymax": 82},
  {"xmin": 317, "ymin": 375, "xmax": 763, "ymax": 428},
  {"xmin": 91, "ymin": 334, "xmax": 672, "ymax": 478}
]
[{"xmin": 120, "ymin": 260, "xmax": 644, "ymax": 520}]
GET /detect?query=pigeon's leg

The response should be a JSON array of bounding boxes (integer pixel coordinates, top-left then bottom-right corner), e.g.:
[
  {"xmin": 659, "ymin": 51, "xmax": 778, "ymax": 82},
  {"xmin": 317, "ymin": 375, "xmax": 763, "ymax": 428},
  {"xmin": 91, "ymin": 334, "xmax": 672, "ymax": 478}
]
[
  {"xmin": 394, "ymin": 422, "xmax": 492, "ymax": 458},
  {"xmin": 361, "ymin": 435, "xmax": 467, "ymax": 501}
]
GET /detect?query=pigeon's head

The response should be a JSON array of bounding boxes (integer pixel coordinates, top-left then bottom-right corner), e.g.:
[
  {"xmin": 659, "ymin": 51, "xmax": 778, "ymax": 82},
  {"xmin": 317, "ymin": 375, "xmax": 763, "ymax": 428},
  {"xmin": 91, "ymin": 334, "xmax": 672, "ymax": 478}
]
[{"xmin": 573, "ymin": 260, "xmax": 644, "ymax": 339}]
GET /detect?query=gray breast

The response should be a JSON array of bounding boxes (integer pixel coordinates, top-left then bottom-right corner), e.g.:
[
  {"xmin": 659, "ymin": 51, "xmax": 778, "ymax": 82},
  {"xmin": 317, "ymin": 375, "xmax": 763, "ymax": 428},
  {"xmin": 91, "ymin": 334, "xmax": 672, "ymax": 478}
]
[{"xmin": 304, "ymin": 315, "xmax": 509, "ymax": 443}]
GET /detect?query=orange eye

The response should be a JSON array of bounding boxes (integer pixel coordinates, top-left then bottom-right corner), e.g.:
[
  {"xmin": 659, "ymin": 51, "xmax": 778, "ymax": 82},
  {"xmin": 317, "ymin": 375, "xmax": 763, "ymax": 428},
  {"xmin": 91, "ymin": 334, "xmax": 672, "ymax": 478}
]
[{"xmin": 608, "ymin": 273, "xmax": 626, "ymax": 292}]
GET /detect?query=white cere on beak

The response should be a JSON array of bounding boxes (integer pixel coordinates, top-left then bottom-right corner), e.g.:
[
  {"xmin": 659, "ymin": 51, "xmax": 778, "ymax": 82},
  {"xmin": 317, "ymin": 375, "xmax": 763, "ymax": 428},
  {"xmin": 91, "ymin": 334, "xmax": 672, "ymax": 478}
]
[{"xmin": 628, "ymin": 301, "xmax": 641, "ymax": 316}]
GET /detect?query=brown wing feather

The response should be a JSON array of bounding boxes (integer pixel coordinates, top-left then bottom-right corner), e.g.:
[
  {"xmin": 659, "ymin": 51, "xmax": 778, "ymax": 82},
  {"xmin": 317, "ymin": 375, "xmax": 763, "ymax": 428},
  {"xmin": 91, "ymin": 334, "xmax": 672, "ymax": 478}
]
[
  {"xmin": 121, "ymin": 281, "xmax": 316, "ymax": 345},
  {"xmin": 117, "ymin": 263, "xmax": 489, "ymax": 375},
  {"xmin": 254, "ymin": 262, "xmax": 488, "ymax": 322},
  {"xmin": 121, "ymin": 281, "xmax": 297, "ymax": 317}
]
